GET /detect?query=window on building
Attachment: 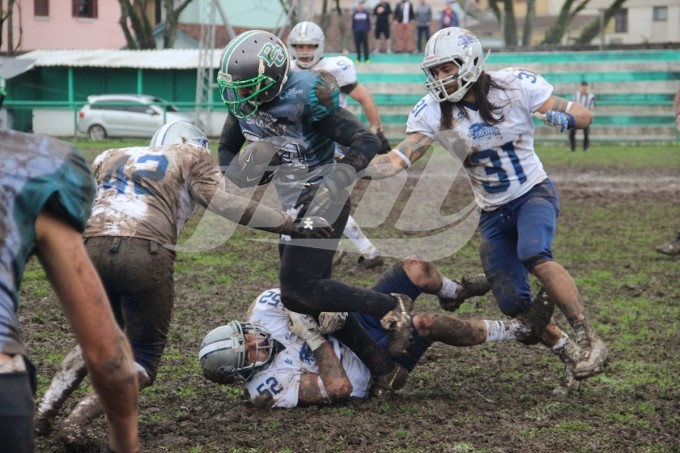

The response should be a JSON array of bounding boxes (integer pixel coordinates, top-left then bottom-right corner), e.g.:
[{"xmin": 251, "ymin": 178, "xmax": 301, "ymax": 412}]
[
  {"xmin": 35, "ymin": 0, "xmax": 49, "ymax": 17},
  {"xmin": 72, "ymin": 0, "xmax": 98, "ymax": 18},
  {"xmin": 653, "ymin": 7, "xmax": 668, "ymax": 21},
  {"xmin": 614, "ymin": 9, "xmax": 628, "ymax": 33}
]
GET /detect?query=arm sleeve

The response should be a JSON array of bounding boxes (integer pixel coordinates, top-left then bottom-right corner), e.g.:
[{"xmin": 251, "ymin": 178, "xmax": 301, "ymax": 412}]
[
  {"xmin": 312, "ymin": 108, "xmax": 380, "ymax": 172},
  {"xmin": 217, "ymin": 113, "xmax": 246, "ymax": 169}
]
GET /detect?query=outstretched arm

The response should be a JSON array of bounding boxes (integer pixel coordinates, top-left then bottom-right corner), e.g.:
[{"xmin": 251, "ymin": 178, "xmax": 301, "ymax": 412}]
[
  {"xmin": 535, "ymin": 95, "xmax": 593, "ymax": 130},
  {"xmin": 35, "ymin": 209, "xmax": 139, "ymax": 453},
  {"xmin": 348, "ymin": 82, "xmax": 381, "ymax": 132},
  {"xmin": 364, "ymin": 132, "xmax": 434, "ymax": 179}
]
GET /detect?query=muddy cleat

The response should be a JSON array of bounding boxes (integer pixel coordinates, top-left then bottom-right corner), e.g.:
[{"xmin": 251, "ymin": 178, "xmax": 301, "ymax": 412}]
[
  {"xmin": 357, "ymin": 254, "xmax": 384, "ymax": 270},
  {"xmin": 515, "ymin": 288, "xmax": 555, "ymax": 345},
  {"xmin": 655, "ymin": 237, "xmax": 680, "ymax": 256},
  {"xmin": 370, "ymin": 363, "xmax": 409, "ymax": 399},
  {"xmin": 380, "ymin": 293, "xmax": 414, "ymax": 356},
  {"xmin": 59, "ymin": 393, "xmax": 103, "ymax": 440},
  {"xmin": 569, "ymin": 314, "xmax": 609, "ymax": 380},
  {"xmin": 438, "ymin": 273, "xmax": 491, "ymax": 312},
  {"xmin": 573, "ymin": 336, "xmax": 609, "ymax": 379},
  {"xmin": 551, "ymin": 333, "xmax": 582, "ymax": 395}
]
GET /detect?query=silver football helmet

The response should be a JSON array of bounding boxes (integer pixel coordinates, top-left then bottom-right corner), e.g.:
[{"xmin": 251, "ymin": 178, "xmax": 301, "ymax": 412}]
[
  {"xmin": 198, "ymin": 320, "xmax": 280, "ymax": 384},
  {"xmin": 217, "ymin": 30, "xmax": 290, "ymax": 119},
  {"xmin": 287, "ymin": 21, "xmax": 325, "ymax": 69},
  {"xmin": 150, "ymin": 121, "xmax": 209, "ymax": 149},
  {"xmin": 421, "ymin": 27, "xmax": 486, "ymax": 103}
]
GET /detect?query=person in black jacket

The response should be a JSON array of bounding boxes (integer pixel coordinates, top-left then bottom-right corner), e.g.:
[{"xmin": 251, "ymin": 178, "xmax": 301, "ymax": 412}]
[{"xmin": 393, "ymin": 0, "xmax": 415, "ymax": 53}]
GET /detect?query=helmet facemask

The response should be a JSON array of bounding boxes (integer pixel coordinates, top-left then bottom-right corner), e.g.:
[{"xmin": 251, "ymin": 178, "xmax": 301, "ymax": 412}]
[{"xmin": 218, "ymin": 68, "xmax": 276, "ymax": 119}]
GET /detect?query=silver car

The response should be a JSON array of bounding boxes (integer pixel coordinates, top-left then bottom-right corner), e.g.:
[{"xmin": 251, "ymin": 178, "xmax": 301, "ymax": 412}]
[{"xmin": 77, "ymin": 94, "xmax": 195, "ymax": 140}]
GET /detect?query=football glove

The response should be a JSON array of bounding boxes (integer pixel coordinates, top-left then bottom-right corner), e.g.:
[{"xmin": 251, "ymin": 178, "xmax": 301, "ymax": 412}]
[
  {"xmin": 318, "ymin": 312, "xmax": 348, "ymax": 334},
  {"xmin": 288, "ymin": 312, "xmax": 325, "ymax": 351},
  {"xmin": 289, "ymin": 216, "xmax": 334, "ymax": 239},
  {"xmin": 376, "ymin": 129, "xmax": 391, "ymax": 154},
  {"xmin": 533, "ymin": 110, "xmax": 575, "ymax": 133}
]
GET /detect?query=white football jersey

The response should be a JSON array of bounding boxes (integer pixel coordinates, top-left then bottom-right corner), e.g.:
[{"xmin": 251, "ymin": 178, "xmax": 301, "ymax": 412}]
[
  {"xmin": 85, "ymin": 144, "xmax": 224, "ymax": 246},
  {"xmin": 407, "ymin": 68, "xmax": 551, "ymax": 211},
  {"xmin": 245, "ymin": 289, "xmax": 371, "ymax": 408},
  {"xmin": 291, "ymin": 56, "xmax": 358, "ymax": 108}
]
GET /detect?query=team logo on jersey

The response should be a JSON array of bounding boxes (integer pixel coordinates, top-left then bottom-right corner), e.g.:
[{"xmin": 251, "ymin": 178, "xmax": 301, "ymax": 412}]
[
  {"xmin": 299, "ymin": 343, "xmax": 315, "ymax": 365},
  {"xmin": 279, "ymin": 88, "xmax": 304, "ymax": 100},
  {"xmin": 468, "ymin": 122, "xmax": 500, "ymax": 140},
  {"xmin": 458, "ymin": 34, "xmax": 476, "ymax": 49},
  {"xmin": 259, "ymin": 43, "xmax": 287, "ymax": 68}
]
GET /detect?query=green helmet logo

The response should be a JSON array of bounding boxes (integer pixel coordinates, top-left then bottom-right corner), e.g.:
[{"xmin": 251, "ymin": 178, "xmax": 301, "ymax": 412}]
[{"xmin": 258, "ymin": 42, "xmax": 287, "ymax": 68}]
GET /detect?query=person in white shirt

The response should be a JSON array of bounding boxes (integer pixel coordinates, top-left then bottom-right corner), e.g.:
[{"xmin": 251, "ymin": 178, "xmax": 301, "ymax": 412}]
[
  {"xmin": 365, "ymin": 27, "xmax": 608, "ymax": 390},
  {"xmin": 569, "ymin": 81, "xmax": 595, "ymax": 152},
  {"xmin": 199, "ymin": 257, "xmax": 560, "ymax": 407}
]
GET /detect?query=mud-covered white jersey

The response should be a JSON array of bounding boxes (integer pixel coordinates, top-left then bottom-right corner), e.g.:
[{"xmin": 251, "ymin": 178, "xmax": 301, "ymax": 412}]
[
  {"xmin": 407, "ymin": 67, "xmax": 551, "ymax": 211},
  {"xmin": 245, "ymin": 289, "xmax": 371, "ymax": 408},
  {"xmin": 84, "ymin": 144, "xmax": 224, "ymax": 247},
  {"xmin": 291, "ymin": 56, "xmax": 358, "ymax": 108}
]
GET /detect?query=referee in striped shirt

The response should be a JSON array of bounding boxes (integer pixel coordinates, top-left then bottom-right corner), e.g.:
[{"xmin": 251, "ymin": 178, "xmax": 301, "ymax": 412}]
[{"xmin": 569, "ymin": 81, "xmax": 595, "ymax": 152}]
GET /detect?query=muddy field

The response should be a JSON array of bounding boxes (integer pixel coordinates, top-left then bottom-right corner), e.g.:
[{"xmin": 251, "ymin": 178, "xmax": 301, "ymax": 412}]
[{"xmin": 23, "ymin": 148, "xmax": 680, "ymax": 452}]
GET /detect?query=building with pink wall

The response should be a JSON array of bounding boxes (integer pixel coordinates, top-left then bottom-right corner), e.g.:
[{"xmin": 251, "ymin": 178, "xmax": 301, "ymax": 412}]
[{"xmin": 3, "ymin": 1, "xmax": 128, "ymax": 52}]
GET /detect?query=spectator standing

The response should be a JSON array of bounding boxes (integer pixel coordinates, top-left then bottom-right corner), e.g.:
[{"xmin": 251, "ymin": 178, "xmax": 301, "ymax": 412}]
[
  {"xmin": 439, "ymin": 0, "xmax": 459, "ymax": 29},
  {"xmin": 373, "ymin": 1, "xmax": 392, "ymax": 53},
  {"xmin": 414, "ymin": 0, "xmax": 432, "ymax": 53},
  {"xmin": 352, "ymin": 1, "xmax": 372, "ymax": 63},
  {"xmin": 394, "ymin": 0, "xmax": 415, "ymax": 53},
  {"xmin": 569, "ymin": 81, "xmax": 595, "ymax": 152}
]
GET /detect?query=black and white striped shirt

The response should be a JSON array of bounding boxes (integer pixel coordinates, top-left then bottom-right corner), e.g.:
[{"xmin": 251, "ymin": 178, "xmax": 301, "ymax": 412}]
[{"xmin": 574, "ymin": 91, "xmax": 595, "ymax": 111}]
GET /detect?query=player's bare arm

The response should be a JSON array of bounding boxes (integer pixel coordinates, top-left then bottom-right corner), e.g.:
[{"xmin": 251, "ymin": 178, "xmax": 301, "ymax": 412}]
[
  {"xmin": 364, "ymin": 132, "xmax": 433, "ymax": 179},
  {"xmin": 349, "ymin": 83, "xmax": 381, "ymax": 130},
  {"xmin": 536, "ymin": 95, "xmax": 593, "ymax": 129},
  {"xmin": 297, "ymin": 343, "xmax": 352, "ymax": 405}
]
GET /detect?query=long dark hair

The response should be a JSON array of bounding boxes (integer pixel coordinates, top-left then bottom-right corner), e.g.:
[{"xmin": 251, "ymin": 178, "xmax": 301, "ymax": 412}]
[{"xmin": 439, "ymin": 72, "xmax": 507, "ymax": 130}]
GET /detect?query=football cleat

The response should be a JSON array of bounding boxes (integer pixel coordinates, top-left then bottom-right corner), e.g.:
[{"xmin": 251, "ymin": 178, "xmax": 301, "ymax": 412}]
[
  {"xmin": 438, "ymin": 273, "xmax": 491, "ymax": 312},
  {"xmin": 380, "ymin": 294, "xmax": 414, "ymax": 356}
]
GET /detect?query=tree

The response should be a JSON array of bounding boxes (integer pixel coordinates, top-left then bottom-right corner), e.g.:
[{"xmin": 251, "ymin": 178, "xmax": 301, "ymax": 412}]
[
  {"xmin": 542, "ymin": 0, "xmax": 590, "ymax": 45},
  {"xmin": 575, "ymin": 0, "xmax": 626, "ymax": 45},
  {"xmin": 0, "ymin": 0, "xmax": 19, "ymax": 54},
  {"xmin": 522, "ymin": 0, "xmax": 535, "ymax": 47},
  {"xmin": 118, "ymin": 0, "xmax": 194, "ymax": 50},
  {"xmin": 502, "ymin": 0, "xmax": 518, "ymax": 47}
]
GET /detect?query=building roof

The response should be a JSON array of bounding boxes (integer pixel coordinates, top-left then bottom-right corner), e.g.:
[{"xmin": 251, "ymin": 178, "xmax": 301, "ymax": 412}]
[
  {"xmin": 0, "ymin": 57, "xmax": 37, "ymax": 79},
  {"xmin": 16, "ymin": 49, "xmax": 223, "ymax": 69}
]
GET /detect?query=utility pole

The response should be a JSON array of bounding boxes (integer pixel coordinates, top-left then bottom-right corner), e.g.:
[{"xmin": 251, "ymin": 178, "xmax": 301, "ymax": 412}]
[{"xmin": 194, "ymin": 0, "xmax": 217, "ymax": 134}]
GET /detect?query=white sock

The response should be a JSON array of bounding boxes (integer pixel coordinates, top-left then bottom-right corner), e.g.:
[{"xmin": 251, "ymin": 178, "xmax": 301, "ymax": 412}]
[
  {"xmin": 484, "ymin": 319, "xmax": 528, "ymax": 342},
  {"xmin": 437, "ymin": 277, "xmax": 462, "ymax": 299},
  {"xmin": 551, "ymin": 334, "xmax": 568, "ymax": 351},
  {"xmin": 343, "ymin": 215, "xmax": 377, "ymax": 257}
]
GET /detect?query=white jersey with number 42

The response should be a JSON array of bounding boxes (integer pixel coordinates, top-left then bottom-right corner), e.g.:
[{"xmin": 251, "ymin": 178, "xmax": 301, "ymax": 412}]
[{"xmin": 406, "ymin": 67, "xmax": 552, "ymax": 211}]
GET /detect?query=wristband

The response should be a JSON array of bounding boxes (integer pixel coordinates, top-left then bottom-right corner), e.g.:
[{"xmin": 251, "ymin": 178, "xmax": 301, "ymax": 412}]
[{"xmin": 393, "ymin": 149, "xmax": 412, "ymax": 168}]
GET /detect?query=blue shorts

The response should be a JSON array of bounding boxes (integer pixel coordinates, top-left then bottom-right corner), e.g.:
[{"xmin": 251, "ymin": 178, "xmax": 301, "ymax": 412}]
[
  {"xmin": 355, "ymin": 264, "xmax": 433, "ymax": 371},
  {"xmin": 478, "ymin": 179, "xmax": 560, "ymax": 317}
]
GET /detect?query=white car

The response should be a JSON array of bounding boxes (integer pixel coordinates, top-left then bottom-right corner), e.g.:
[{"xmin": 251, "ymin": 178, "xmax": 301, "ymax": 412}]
[{"xmin": 77, "ymin": 94, "xmax": 195, "ymax": 140}]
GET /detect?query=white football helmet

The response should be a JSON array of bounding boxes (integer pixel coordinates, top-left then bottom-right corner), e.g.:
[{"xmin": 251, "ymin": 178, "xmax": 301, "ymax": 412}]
[
  {"xmin": 198, "ymin": 320, "xmax": 280, "ymax": 384},
  {"xmin": 421, "ymin": 27, "xmax": 486, "ymax": 103},
  {"xmin": 150, "ymin": 121, "xmax": 209, "ymax": 150},
  {"xmin": 287, "ymin": 21, "xmax": 325, "ymax": 69}
]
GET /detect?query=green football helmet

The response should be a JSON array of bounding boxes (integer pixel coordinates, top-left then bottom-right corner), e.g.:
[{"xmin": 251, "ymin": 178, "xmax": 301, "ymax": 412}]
[{"xmin": 217, "ymin": 30, "xmax": 290, "ymax": 119}]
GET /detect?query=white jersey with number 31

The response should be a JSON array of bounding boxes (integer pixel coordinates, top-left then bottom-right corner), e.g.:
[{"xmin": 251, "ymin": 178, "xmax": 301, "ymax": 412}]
[{"xmin": 407, "ymin": 67, "xmax": 552, "ymax": 211}]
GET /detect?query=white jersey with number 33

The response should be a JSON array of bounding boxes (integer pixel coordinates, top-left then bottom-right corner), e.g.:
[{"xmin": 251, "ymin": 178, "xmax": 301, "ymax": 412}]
[{"xmin": 407, "ymin": 67, "xmax": 552, "ymax": 211}]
